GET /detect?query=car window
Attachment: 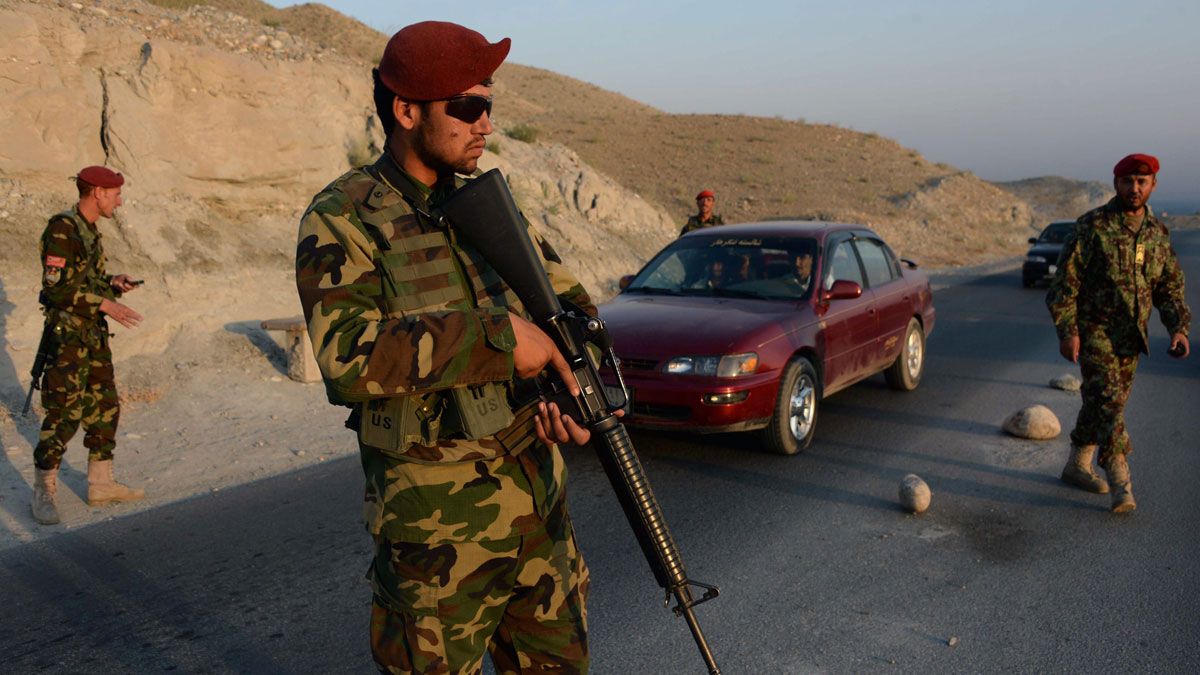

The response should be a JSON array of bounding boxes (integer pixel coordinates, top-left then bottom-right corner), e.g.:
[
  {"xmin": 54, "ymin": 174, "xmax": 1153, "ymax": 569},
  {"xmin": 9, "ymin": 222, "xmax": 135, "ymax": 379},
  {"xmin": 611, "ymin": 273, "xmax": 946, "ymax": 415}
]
[
  {"xmin": 626, "ymin": 235, "xmax": 819, "ymax": 301},
  {"xmin": 854, "ymin": 238, "xmax": 897, "ymax": 288},
  {"xmin": 824, "ymin": 240, "xmax": 864, "ymax": 289},
  {"xmin": 1038, "ymin": 223, "xmax": 1074, "ymax": 244}
]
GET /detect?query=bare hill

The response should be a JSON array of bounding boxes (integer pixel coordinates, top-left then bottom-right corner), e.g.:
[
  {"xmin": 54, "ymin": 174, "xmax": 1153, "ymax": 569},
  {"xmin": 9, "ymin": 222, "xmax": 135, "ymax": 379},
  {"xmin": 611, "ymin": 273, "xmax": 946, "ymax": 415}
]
[
  {"xmin": 993, "ymin": 176, "xmax": 1113, "ymax": 227},
  {"xmin": 141, "ymin": 0, "xmax": 1036, "ymax": 266}
]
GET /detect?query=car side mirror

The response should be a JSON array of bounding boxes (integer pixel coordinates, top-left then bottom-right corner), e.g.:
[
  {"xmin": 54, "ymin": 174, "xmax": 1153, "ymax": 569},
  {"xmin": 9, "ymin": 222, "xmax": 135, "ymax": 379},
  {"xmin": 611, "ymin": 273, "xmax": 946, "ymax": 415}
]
[
  {"xmin": 1028, "ymin": 237, "xmax": 1038, "ymax": 244},
  {"xmin": 618, "ymin": 275, "xmax": 635, "ymax": 291},
  {"xmin": 823, "ymin": 279, "xmax": 863, "ymax": 302}
]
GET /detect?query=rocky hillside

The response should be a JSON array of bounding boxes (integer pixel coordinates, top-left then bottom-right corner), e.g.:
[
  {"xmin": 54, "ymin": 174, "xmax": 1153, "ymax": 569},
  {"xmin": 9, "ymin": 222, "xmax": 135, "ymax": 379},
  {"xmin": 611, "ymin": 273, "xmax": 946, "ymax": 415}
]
[{"xmin": 993, "ymin": 176, "xmax": 1114, "ymax": 227}]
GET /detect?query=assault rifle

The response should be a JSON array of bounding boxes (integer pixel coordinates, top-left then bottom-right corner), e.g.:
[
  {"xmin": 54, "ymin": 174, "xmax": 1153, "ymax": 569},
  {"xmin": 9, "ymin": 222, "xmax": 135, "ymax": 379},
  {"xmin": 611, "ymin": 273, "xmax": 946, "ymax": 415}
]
[
  {"xmin": 439, "ymin": 170, "xmax": 721, "ymax": 674},
  {"xmin": 23, "ymin": 317, "xmax": 59, "ymax": 415}
]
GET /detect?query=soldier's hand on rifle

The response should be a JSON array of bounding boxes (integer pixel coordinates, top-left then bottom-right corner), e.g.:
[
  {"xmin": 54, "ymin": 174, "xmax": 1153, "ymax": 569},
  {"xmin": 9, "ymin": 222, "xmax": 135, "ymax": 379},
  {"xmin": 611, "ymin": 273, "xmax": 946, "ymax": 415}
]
[
  {"xmin": 535, "ymin": 401, "xmax": 591, "ymax": 446},
  {"xmin": 510, "ymin": 313, "xmax": 581, "ymax": 396},
  {"xmin": 111, "ymin": 274, "xmax": 140, "ymax": 292},
  {"xmin": 99, "ymin": 298, "xmax": 143, "ymax": 329},
  {"xmin": 1059, "ymin": 335, "xmax": 1079, "ymax": 363},
  {"xmin": 1168, "ymin": 333, "xmax": 1190, "ymax": 359}
]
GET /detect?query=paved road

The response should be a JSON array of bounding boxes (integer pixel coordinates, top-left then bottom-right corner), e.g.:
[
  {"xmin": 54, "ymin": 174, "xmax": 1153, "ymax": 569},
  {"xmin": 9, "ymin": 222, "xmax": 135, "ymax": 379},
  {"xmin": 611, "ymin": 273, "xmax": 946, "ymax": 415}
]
[{"xmin": 3, "ymin": 232, "xmax": 1198, "ymax": 673}]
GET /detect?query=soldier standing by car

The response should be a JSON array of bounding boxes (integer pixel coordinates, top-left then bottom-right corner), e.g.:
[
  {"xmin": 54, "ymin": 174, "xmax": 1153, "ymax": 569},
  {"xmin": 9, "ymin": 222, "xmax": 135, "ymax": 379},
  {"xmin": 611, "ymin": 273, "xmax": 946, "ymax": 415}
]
[
  {"xmin": 295, "ymin": 21, "xmax": 600, "ymax": 673},
  {"xmin": 679, "ymin": 188, "xmax": 724, "ymax": 236},
  {"xmin": 32, "ymin": 166, "xmax": 145, "ymax": 526},
  {"xmin": 1047, "ymin": 153, "xmax": 1191, "ymax": 513}
]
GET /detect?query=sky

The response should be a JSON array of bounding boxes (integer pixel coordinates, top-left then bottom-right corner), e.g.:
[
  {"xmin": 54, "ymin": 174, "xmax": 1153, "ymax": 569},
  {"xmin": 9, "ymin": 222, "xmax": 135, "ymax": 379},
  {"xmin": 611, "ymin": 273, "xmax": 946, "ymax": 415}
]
[{"xmin": 271, "ymin": 0, "xmax": 1200, "ymax": 210}]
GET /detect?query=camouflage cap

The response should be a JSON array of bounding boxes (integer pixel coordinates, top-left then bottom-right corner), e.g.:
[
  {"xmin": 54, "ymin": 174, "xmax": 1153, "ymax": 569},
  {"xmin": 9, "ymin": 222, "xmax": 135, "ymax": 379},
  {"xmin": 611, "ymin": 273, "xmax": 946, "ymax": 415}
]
[
  {"xmin": 76, "ymin": 165, "xmax": 124, "ymax": 188},
  {"xmin": 1113, "ymin": 153, "xmax": 1159, "ymax": 177},
  {"xmin": 377, "ymin": 21, "xmax": 510, "ymax": 101}
]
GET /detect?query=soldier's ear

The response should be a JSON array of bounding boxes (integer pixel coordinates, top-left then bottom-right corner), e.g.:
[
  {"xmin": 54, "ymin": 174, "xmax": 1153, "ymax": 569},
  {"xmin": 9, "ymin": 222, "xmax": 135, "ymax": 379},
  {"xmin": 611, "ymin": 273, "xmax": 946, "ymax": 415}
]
[{"xmin": 393, "ymin": 98, "xmax": 420, "ymax": 132}]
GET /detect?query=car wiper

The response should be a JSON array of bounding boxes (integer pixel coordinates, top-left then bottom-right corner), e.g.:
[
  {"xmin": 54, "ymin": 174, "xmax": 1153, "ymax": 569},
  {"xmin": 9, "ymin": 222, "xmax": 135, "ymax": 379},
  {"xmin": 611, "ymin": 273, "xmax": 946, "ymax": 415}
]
[
  {"xmin": 625, "ymin": 286, "xmax": 684, "ymax": 296},
  {"xmin": 709, "ymin": 287, "xmax": 765, "ymax": 299}
]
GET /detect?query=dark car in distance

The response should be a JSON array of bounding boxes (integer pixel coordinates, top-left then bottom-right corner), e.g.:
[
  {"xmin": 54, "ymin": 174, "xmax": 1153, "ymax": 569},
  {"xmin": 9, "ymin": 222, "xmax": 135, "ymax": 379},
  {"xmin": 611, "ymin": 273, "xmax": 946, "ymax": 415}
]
[
  {"xmin": 598, "ymin": 222, "xmax": 936, "ymax": 455},
  {"xmin": 1022, "ymin": 220, "xmax": 1075, "ymax": 287}
]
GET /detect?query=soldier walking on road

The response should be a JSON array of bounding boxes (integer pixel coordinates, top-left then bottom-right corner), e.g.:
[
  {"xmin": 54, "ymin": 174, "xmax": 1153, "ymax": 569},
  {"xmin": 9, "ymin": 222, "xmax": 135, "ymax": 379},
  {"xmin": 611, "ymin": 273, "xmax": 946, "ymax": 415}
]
[
  {"xmin": 1047, "ymin": 153, "xmax": 1191, "ymax": 513},
  {"xmin": 32, "ymin": 166, "xmax": 145, "ymax": 525},
  {"xmin": 679, "ymin": 188, "xmax": 724, "ymax": 236},
  {"xmin": 296, "ymin": 22, "xmax": 599, "ymax": 673}
]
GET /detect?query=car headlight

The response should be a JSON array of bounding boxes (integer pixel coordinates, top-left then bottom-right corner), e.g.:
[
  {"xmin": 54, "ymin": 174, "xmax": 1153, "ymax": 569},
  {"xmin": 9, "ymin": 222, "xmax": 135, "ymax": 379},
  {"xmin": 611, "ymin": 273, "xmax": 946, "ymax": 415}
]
[
  {"xmin": 664, "ymin": 352, "xmax": 758, "ymax": 377},
  {"xmin": 1026, "ymin": 255, "xmax": 1047, "ymax": 263}
]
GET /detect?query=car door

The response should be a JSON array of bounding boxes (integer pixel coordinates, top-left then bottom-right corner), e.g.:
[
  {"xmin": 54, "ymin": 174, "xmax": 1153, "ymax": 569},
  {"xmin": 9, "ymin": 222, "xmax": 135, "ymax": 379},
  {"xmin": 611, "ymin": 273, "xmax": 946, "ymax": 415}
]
[
  {"xmin": 818, "ymin": 235, "xmax": 878, "ymax": 393},
  {"xmin": 853, "ymin": 236, "xmax": 909, "ymax": 370}
]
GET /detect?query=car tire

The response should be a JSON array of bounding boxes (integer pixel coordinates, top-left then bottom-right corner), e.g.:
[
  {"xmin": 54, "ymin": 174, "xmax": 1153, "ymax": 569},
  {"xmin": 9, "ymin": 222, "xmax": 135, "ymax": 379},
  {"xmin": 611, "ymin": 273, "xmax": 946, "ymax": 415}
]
[
  {"xmin": 1022, "ymin": 276, "xmax": 1035, "ymax": 288},
  {"xmin": 885, "ymin": 318, "xmax": 925, "ymax": 391},
  {"xmin": 762, "ymin": 356, "xmax": 820, "ymax": 455}
]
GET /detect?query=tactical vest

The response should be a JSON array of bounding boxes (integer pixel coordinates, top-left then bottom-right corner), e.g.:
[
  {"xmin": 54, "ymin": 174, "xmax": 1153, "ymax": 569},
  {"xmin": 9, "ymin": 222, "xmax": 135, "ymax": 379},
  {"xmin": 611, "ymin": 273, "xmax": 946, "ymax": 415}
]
[
  {"xmin": 346, "ymin": 160, "xmax": 538, "ymax": 462},
  {"xmin": 41, "ymin": 209, "xmax": 112, "ymax": 346}
]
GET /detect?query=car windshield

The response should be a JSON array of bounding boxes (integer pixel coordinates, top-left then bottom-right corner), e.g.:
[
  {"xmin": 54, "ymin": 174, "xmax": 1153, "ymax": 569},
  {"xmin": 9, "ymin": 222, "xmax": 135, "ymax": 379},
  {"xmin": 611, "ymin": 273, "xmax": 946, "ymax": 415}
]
[
  {"xmin": 1038, "ymin": 222, "xmax": 1074, "ymax": 244},
  {"xmin": 625, "ymin": 235, "xmax": 819, "ymax": 301}
]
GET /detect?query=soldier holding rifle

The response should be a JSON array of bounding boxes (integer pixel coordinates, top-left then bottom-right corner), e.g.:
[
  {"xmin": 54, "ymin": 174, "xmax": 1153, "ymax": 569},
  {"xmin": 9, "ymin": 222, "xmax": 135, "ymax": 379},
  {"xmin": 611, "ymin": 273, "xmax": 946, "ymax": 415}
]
[
  {"xmin": 296, "ymin": 22, "xmax": 600, "ymax": 673},
  {"xmin": 31, "ymin": 165, "xmax": 145, "ymax": 526}
]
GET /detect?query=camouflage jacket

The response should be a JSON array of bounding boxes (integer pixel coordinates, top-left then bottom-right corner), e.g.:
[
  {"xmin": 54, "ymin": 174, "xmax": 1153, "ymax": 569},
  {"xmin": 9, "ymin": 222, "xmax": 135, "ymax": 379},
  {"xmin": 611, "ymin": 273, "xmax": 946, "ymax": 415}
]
[
  {"xmin": 296, "ymin": 154, "xmax": 595, "ymax": 542},
  {"xmin": 1047, "ymin": 198, "xmax": 1191, "ymax": 354},
  {"xmin": 679, "ymin": 214, "xmax": 724, "ymax": 237},
  {"xmin": 39, "ymin": 207, "xmax": 118, "ymax": 326}
]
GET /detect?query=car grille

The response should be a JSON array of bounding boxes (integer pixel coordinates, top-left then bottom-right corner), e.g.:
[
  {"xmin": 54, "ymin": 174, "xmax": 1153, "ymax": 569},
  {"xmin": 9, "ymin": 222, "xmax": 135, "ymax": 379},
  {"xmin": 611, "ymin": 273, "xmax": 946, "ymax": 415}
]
[
  {"xmin": 618, "ymin": 356, "xmax": 659, "ymax": 371},
  {"xmin": 632, "ymin": 403, "xmax": 690, "ymax": 421}
]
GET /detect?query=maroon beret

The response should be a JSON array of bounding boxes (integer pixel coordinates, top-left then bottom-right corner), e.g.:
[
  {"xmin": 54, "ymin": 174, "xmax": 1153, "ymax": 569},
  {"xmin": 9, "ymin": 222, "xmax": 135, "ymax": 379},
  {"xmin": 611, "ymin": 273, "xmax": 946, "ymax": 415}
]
[
  {"xmin": 696, "ymin": 189, "xmax": 715, "ymax": 200},
  {"xmin": 377, "ymin": 21, "xmax": 510, "ymax": 101},
  {"xmin": 76, "ymin": 165, "xmax": 124, "ymax": 188},
  {"xmin": 1113, "ymin": 153, "xmax": 1160, "ymax": 177}
]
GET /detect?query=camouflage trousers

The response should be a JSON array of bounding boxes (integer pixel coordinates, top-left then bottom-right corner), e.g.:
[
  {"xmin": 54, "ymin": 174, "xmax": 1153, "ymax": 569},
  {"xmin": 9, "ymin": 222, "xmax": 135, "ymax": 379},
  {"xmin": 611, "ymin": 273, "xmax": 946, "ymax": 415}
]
[
  {"xmin": 369, "ymin": 500, "xmax": 589, "ymax": 674},
  {"xmin": 34, "ymin": 330, "xmax": 119, "ymax": 470},
  {"xmin": 1072, "ymin": 331, "xmax": 1139, "ymax": 464}
]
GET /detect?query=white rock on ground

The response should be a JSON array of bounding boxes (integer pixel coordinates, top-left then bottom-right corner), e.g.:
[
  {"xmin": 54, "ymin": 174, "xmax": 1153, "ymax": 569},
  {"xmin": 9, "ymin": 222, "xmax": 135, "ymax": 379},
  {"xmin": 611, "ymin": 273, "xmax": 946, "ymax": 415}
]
[
  {"xmin": 1050, "ymin": 374, "xmax": 1082, "ymax": 391},
  {"xmin": 1002, "ymin": 405, "xmax": 1061, "ymax": 440},
  {"xmin": 899, "ymin": 474, "xmax": 932, "ymax": 514}
]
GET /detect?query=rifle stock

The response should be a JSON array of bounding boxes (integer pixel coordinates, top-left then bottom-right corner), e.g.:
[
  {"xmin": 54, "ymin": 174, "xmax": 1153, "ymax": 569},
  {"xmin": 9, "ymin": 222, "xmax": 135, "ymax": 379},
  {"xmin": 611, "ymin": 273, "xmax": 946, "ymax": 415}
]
[{"xmin": 439, "ymin": 170, "xmax": 721, "ymax": 674}]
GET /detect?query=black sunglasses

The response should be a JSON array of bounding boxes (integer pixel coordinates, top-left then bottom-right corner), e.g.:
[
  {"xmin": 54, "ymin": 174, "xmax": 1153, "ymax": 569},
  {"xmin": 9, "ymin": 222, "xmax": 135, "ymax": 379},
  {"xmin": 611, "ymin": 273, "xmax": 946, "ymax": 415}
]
[{"xmin": 440, "ymin": 95, "xmax": 493, "ymax": 123}]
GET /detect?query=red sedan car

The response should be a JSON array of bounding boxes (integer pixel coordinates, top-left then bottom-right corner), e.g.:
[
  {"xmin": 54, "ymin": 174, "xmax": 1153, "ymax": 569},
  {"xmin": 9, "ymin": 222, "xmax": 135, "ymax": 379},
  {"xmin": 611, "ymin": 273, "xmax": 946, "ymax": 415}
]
[{"xmin": 598, "ymin": 221, "xmax": 935, "ymax": 454}]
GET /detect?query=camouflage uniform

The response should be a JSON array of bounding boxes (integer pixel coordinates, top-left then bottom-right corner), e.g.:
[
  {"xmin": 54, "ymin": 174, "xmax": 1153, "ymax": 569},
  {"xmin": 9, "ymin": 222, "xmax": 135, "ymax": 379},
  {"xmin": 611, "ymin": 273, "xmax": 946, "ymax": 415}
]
[
  {"xmin": 296, "ymin": 153, "xmax": 593, "ymax": 673},
  {"xmin": 34, "ymin": 207, "xmax": 121, "ymax": 471},
  {"xmin": 679, "ymin": 214, "xmax": 724, "ymax": 237},
  {"xmin": 1047, "ymin": 198, "xmax": 1191, "ymax": 463}
]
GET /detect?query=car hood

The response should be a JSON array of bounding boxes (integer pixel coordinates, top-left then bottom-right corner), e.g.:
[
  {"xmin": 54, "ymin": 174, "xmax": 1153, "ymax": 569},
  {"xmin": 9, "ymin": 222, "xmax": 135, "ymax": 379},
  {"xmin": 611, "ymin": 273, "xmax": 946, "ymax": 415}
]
[
  {"xmin": 599, "ymin": 294, "xmax": 806, "ymax": 355},
  {"xmin": 1027, "ymin": 243, "xmax": 1064, "ymax": 258}
]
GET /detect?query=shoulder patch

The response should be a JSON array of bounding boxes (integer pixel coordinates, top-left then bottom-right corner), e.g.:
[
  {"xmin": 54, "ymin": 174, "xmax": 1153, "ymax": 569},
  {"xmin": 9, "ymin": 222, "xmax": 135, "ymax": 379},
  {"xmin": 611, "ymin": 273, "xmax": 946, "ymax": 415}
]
[{"xmin": 45, "ymin": 255, "xmax": 66, "ymax": 268}]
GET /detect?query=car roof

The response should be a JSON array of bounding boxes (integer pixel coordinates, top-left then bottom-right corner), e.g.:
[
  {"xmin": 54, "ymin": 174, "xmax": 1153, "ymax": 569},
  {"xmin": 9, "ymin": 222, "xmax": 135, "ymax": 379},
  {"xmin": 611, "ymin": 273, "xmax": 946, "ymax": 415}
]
[{"xmin": 679, "ymin": 221, "xmax": 868, "ymax": 239}]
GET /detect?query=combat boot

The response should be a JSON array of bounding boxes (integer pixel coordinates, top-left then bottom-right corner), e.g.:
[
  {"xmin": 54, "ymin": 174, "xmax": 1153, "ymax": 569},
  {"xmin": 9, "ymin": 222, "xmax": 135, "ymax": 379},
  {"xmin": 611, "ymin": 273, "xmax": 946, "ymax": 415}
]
[
  {"xmin": 1103, "ymin": 454, "xmax": 1136, "ymax": 514},
  {"xmin": 87, "ymin": 459, "xmax": 145, "ymax": 506},
  {"xmin": 31, "ymin": 467, "xmax": 61, "ymax": 525},
  {"xmin": 1060, "ymin": 444, "xmax": 1109, "ymax": 494}
]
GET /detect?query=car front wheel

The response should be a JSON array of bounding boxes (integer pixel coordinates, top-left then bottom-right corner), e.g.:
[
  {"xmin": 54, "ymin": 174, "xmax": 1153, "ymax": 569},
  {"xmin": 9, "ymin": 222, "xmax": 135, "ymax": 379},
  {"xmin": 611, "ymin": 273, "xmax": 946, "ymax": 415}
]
[
  {"xmin": 762, "ymin": 356, "xmax": 820, "ymax": 455},
  {"xmin": 885, "ymin": 318, "xmax": 925, "ymax": 391}
]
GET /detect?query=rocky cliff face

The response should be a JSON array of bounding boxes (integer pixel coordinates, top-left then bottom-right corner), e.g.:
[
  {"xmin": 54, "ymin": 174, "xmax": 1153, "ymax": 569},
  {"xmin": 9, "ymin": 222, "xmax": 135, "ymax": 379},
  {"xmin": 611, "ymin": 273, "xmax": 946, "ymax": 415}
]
[{"xmin": 0, "ymin": 0, "xmax": 676, "ymax": 383}]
